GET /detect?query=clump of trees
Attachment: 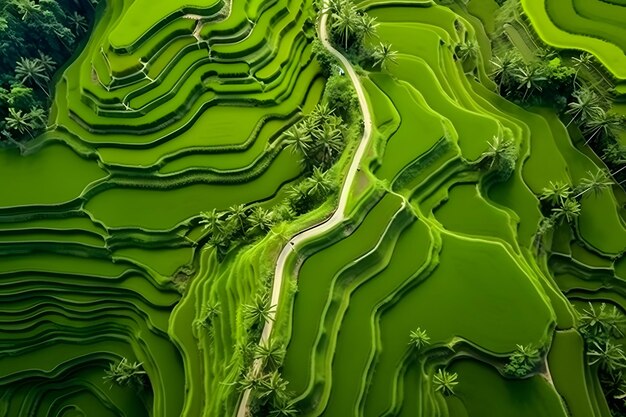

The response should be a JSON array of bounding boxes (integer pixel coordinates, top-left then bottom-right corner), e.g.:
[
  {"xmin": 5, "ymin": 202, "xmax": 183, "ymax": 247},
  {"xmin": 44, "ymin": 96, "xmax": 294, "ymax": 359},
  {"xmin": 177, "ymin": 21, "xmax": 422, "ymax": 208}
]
[
  {"xmin": 325, "ymin": 0, "xmax": 397, "ymax": 70},
  {"xmin": 0, "ymin": 0, "xmax": 95, "ymax": 148},
  {"xmin": 503, "ymin": 344, "xmax": 541, "ymax": 377},
  {"xmin": 490, "ymin": 52, "xmax": 575, "ymax": 108},
  {"xmin": 576, "ymin": 302, "xmax": 626, "ymax": 415},
  {"xmin": 103, "ymin": 357, "xmax": 147, "ymax": 388},
  {"xmin": 533, "ymin": 169, "xmax": 613, "ymax": 251}
]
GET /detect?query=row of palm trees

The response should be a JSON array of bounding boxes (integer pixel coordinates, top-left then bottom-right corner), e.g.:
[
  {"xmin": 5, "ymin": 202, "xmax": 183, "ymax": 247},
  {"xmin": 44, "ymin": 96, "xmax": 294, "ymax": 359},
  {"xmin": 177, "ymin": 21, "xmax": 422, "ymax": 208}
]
[
  {"xmin": 576, "ymin": 302, "xmax": 626, "ymax": 413},
  {"xmin": 533, "ymin": 168, "xmax": 614, "ymax": 250},
  {"xmin": 325, "ymin": 0, "xmax": 397, "ymax": 70}
]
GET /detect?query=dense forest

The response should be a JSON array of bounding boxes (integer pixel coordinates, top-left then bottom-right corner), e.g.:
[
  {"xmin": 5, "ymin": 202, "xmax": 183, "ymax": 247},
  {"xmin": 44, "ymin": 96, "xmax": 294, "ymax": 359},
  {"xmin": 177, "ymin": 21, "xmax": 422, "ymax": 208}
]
[{"xmin": 0, "ymin": 0, "xmax": 95, "ymax": 149}]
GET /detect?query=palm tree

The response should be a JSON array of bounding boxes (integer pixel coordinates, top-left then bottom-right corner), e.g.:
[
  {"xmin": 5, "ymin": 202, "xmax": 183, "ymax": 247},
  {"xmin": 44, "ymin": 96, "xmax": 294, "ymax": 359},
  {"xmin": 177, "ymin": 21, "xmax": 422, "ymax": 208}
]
[
  {"xmin": 313, "ymin": 123, "xmax": 344, "ymax": 167},
  {"xmin": 103, "ymin": 357, "xmax": 147, "ymax": 387},
  {"xmin": 579, "ymin": 302, "xmax": 626, "ymax": 343},
  {"xmin": 11, "ymin": 0, "xmax": 41, "ymax": 20},
  {"xmin": 69, "ymin": 11, "xmax": 88, "ymax": 34},
  {"xmin": 306, "ymin": 167, "xmax": 333, "ymax": 196},
  {"xmin": 248, "ymin": 207, "xmax": 275, "ymax": 234},
  {"xmin": 254, "ymin": 339, "xmax": 286, "ymax": 370},
  {"xmin": 15, "ymin": 57, "xmax": 49, "ymax": 96},
  {"xmin": 455, "ymin": 40, "xmax": 478, "ymax": 64},
  {"xmin": 227, "ymin": 204, "xmax": 248, "ymax": 232},
  {"xmin": 200, "ymin": 209, "xmax": 223, "ymax": 234},
  {"xmin": 565, "ymin": 87, "xmax": 604, "ymax": 127},
  {"xmin": 433, "ymin": 369, "xmax": 458, "ymax": 396},
  {"xmin": 310, "ymin": 103, "xmax": 334, "ymax": 128},
  {"xmin": 28, "ymin": 107, "xmax": 47, "ymax": 129},
  {"xmin": 244, "ymin": 294, "xmax": 275, "ymax": 325},
  {"xmin": 37, "ymin": 51, "xmax": 56, "ymax": 73},
  {"xmin": 284, "ymin": 124, "xmax": 312, "ymax": 157},
  {"xmin": 588, "ymin": 340, "xmax": 626, "ymax": 373},
  {"xmin": 269, "ymin": 399, "xmax": 298, "ymax": 417},
  {"xmin": 482, "ymin": 134, "xmax": 514, "ymax": 169},
  {"xmin": 373, "ymin": 42, "xmax": 397, "ymax": 70},
  {"xmin": 490, "ymin": 51, "xmax": 521, "ymax": 90},
  {"xmin": 239, "ymin": 370, "xmax": 265, "ymax": 392},
  {"xmin": 258, "ymin": 371, "xmax": 290, "ymax": 403},
  {"xmin": 583, "ymin": 109, "xmax": 622, "ymax": 145},
  {"xmin": 332, "ymin": 3, "xmax": 359, "ymax": 49},
  {"xmin": 572, "ymin": 52, "xmax": 594, "ymax": 84},
  {"xmin": 575, "ymin": 169, "xmax": 613, "ymax": 198},
  {"xmin": 551, "ymin": 198, "xmax": 581, "ymax": 224},
  {"xmin": 408, "ymin": 327, "xmax": 430, "ymax": 351},
  {"xmin": 5, "ymin": 108, "xmax": 34, "ymax": 138},
  {"xmin": 358, "ymin": 14, "xmax": 378, "ymax": 40},
  {"xmin": 540, "ymin": 180, "xmax": 572, "ymax": 207},
  {"xmin": 514, "ymin": 64, "xmax": 546, "ymax": 100}
]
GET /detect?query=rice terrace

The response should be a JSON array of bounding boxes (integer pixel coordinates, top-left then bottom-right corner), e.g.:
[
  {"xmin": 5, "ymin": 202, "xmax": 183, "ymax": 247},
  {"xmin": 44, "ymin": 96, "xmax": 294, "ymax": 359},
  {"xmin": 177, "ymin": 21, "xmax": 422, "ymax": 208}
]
[{"xmin": 0, "ymin": 0, "xmax": 625, "ymax": 415}]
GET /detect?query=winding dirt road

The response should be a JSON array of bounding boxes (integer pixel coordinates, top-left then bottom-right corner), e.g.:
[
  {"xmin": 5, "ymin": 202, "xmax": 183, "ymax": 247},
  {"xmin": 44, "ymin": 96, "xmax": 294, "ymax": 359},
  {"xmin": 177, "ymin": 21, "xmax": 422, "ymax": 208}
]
[{"xmin": 235, "ymin": 4, "xmax": 373, "ymax": 416}]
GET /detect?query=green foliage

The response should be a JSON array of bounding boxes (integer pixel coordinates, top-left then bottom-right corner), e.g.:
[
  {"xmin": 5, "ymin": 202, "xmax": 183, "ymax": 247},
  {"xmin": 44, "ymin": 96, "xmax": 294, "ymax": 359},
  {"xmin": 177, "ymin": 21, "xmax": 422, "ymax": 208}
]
[
  {"xmin": 433, "ymin": 368, "xmax": 458, "ymax": 396},
  {"xmin": 408, "ymin": 327, "xmax": 430, "ymax": 351},
  {"xmin": 481, "ymin": 134, "xmax": 518, "ymax": 181},
  {"xmin": 323, "ymin": 74, "xmax": 358, "ymax": 123},
  {"xmin": 588, "ymin": 341, "xmax": 626, "ymax": 373},
  {"xmin": 313, "ymin": 39, "xmax": 336, "ymax": 78},
  {"xmin": 578, "ymin": 303, "xmax": 626, "ymax": 345},
  {"xmin": 0, "ymin": 0, "xmax": 93, "ymax": 146},
  {"xmin": 254, "ymin": 339, "xmax": 286, "ymax": 371},
  {"xmin": 103, "ymin": 357, "xmax": 147, "ymax": 387},
  {"xmin": 503, "ymin": 344, "xmax": 541, "ymax": 377}
]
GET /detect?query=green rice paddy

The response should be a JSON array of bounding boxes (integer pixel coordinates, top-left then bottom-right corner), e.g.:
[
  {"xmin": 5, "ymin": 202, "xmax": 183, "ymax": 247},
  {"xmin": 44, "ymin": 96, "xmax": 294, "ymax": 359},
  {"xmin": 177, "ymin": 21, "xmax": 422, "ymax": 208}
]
[{"xmin": 1, "ymin": 0, "xmax": 625, "ymax": 416}]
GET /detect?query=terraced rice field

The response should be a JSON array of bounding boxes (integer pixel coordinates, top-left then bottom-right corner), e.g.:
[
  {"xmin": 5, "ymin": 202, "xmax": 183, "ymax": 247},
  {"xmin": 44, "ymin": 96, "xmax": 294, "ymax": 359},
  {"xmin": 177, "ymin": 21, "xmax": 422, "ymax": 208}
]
[{"xmin": 1, "ymin": 0, "xmax": 625, "ymax": 416}]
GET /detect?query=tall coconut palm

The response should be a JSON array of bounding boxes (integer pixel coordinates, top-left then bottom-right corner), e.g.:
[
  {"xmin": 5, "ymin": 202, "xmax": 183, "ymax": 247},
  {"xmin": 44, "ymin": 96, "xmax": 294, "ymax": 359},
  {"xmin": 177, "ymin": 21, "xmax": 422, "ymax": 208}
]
[
  {"xmin": 490, "ymin": 51, "xmax": 521, "ymax": 90},
  {"xmin": 579, "ymin": 302, "xmax": 626, "ymax": 343},
  {"xmin": 239, "ymin": 370, "xmax": 264, "ymax": 392},
  {"xmin": 358, "ymin": 14, "xmax": 378, "ymax": 40},
  {"xmin": 68, "ymin": 11, "xmax": 88, "ymax": 34},
  {"xmin": 284, "ymin": 124, "xmax": 312, "ymax": 157},
  {"xmin": 566, "ymin": 87, "xmax": 604, "ymax": 127},
  {"xmin": 269, "ymin": 399, "xmax": 298, "ymax": 417},
  {"xmin": 433, "ymin": 369, "xmax": 458, "ymax": 396},
  {"xmin": 310, "ymin": 103, "xmax": 334, "ymax": 127},
  {"xmin": 482, "ymin": 134, "xmax": 514, "ymax": 169},
  {"xmin": 332, "ymin": 3, "xmax": 359, "ymax": 49},
  {"xmin": 575, "ymin": 169, "xmax": 613, "ymax": 198},
  {"xmin": 540, "ymin": 180, "xmax": 572, "ymax": 207},
  {"xmin": 551, "ymin": 198, "xmax": 581, "ymax": 224},
  {"xmin": 103, "ymin": 358, "xmax": 146, "ymax": 387},
  {"xmin": 248, "ymin": 207, "xmax": 275, "ymax": 234},
  {"xmin": 243, "ymin": 294, "xmax": 275, "ymax": 325},
  {"xmin": 200, "ymin": 209, "xmax": 223, "ymax": 234},
  {"xmin": 254, "ymin": 339, "xmax": 286, "ymax": 370},
  {"xmin": 408, "ymin": 327, "xmax": 430, "ymax": 351},
  {"xmin": 373, "ymin": 42, "xmax": 397, "ymax": 70},
  {"xmin": 306, "ymin": 167, "xmax": 333, "ymax": 196},
  {"xmin": 572, "ymin": 52, "xmax": 594, "ymax": 84},
  {"xmin": 28, "ymin": 107, "xmax": 47, "ymax": 129},
  {"xmin": 258, "ymin": 371, "xmax": 290, "ymax": 403},
  {"xmin": 15, "ymin": 57, "xmax": 49, "ymax": 96},
  {"xmin": 588, "ymin": 340, "xmax": 626, "ymax": 373},
  {"xmin": 514, "ymin": 64, "xmax": 546, "ymax": 100},
  {"xmin": 583, "ymin": 109, "xmax": 623, "ymax": 145},
  {"xmin": 11, "ymin": 0, "xmax": 41, "ymax": 20},
  {"xmin": 455, "ymin": 40, "xmax": 478, "ymax": 63},
  {"xmin": 5, "ymin": 108, "xmax": 34, "ymax": 138},
  {"xmin": 227, "ymin": 204, "xmax": 248, "ymax": 232},
  {"xmin": 313, "ymin": 122, "xmax": 344, "ymax": 167},
  {"xmin": 37, "ymin": 51, "xmax": 56, "ymax": 73},
  {"xmin": 504, "ymin": 344, "xmax": 541, "ymax": 377}
]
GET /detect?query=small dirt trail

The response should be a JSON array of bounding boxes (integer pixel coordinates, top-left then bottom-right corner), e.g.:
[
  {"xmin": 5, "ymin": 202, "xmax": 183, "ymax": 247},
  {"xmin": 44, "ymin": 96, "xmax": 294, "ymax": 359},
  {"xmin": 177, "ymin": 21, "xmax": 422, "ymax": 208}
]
[{"xmin": 235, "ymin": 3, "xmax": 374, "ymax": 416}]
